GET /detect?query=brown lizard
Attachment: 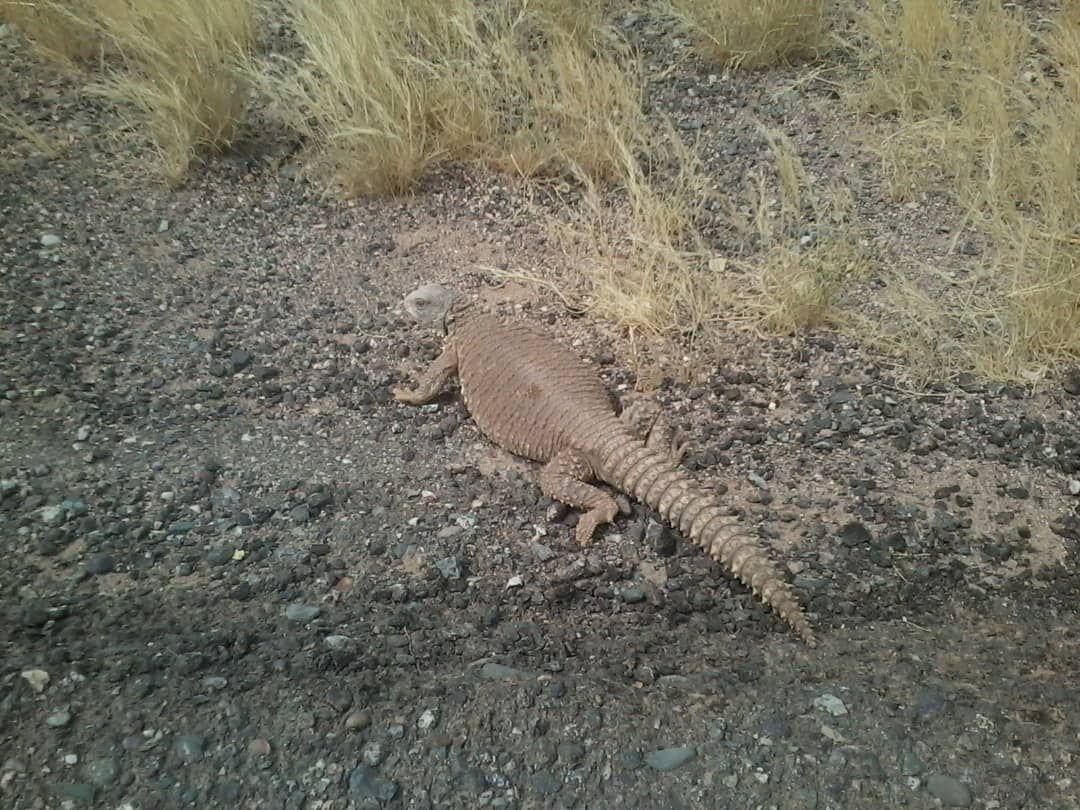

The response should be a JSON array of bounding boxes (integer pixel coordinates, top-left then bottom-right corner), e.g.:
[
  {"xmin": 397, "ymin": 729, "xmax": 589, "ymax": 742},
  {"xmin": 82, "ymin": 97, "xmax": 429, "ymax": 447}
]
[{"xmin": 393, "ymin": 284, "xmax": 815, "ymax": 645}]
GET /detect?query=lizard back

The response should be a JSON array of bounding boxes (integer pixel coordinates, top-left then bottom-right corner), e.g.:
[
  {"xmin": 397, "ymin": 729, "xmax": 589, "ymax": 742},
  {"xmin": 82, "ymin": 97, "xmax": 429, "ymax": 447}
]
[{"xmin": 453, "ymin": 310, "xmax": 619, "ymax": 463}]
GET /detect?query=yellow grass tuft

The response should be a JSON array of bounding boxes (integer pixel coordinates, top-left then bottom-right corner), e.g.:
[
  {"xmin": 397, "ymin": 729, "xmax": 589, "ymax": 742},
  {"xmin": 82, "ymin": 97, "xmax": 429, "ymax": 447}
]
[
  {"xmin": 665, "ymin": 0, "xmax": 831, "ymax": 69},
  {"xmin": 0, "ymin": 100, "xmax": 58, "ymax": 156},
  {"xmin": 0, "ymin": 0, "xmax": 104, "ymax": 64},
  {"xmin": 88, "ymin": 0, "xmax": 254, "ymax": 184},
  {"xmin": 848, "ymin": 0, "xmax": 1080, "ymax": 381},
  {"xmin": 252, "ymin": 0, "xmax": 643, "ymax": 195}
]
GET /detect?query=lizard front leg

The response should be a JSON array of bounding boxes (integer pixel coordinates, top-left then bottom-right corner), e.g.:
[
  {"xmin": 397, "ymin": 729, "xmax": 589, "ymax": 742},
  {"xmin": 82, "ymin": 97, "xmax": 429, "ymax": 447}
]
[
  {"xmin": 393, "ymin": 345, "xmax": 459, "ymax": 405},
  {"xmin": 538, "ymin": 449, "xmax": 619, "ymax": 546}
]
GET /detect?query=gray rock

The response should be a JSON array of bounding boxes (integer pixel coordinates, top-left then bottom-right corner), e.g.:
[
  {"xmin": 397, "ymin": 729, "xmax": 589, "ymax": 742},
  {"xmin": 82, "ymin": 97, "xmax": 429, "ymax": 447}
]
[
  {"xmin": 618, "ymin": 751, "xmax": 644, "ymax": 769},
  {"xmin": 83, "ymin": 757, "xmax": 119, "ymax": 786},
  {"xmin": 899, "ymin": 750, "xmax": 924, "ymax": 776},
  {"xmin": 361, "ymin": 740, "xmax": 385, "ymax": 767},
  {"xmin": 213, "ymin": 780, "xmax": 243, "ymax": 802},
  {"xmin": 838, "ymin": 522, "xmax": 872, "ymax": 547},
  {"xmin": 530, "ymin": 542, "xmax": 556, "ymax": 562},
  {"xmin": 557, "ymin": 742, "xmax": 585, "ymax": 765},
  {"xmin": 85, "ymin": 554, "xmax": 116, "ymax": 575},
  {"xmin": 288, "ymin": 505, "xmax": 311, "ymax": 524},
  {"xmin": 47, "ymin": 782, "xmax": 96, "ymax": 803},
  {"xmin": 1068, "ymin": 479, "xmax": 1080, "ymax": 496},
  {"xmin": 61, "ymin": 498, "xmax": 88, "ymax": 517},
  {"xmin": 284, "ymin": 604, "xmax": 321, "ymax": 622},
  {"xmin": 40, "ymin": 233, "xmax": 62, "ymax": 247},
  {"xmin": 926, "ymin": 774, "xmax": 972, "ymax": 806},
  {"xmin": 206, "ymin": 546, "xmax": 234, "ymax": 565},
  {"xmin": 478, "ymin": 662, "xmax": 530, "ymax": 680},
  {"xmin": 645, "ymin": 746, "xmax": 697, "ymax": 771},
  {"xmin": 528, "ymin": 770, "xmax": 560, "ymax": 795},
  {"xmin": 39, "ymin": 505, "xmax": 67, "ymax": 526},
  {"xmin": 620, "ymin": 586, "xmax": 646, "ymax": 604},
  {"xmin": 174, "ymin": 734, "xmax": 206, "ymax": 762},
  {"xmin": 324, "ymin": 635, "xmax": 353, "ymax": 650},
  {"xmin": 348, "ymin": 764, "xmax": 399, "ymax": 801},
  {"xmin": 813, "ymin": 693, "xmax": 849, "ymax": 717},
  {"xmin": 230, "ymin": 350, "xmax": 252, "ymax": 372},
  {"xmin": 435, "ymin": 556, "xmax": 461, "ymax": 579},
  {"xmin": 46, "ymin": 709, "xmax": 72, "ymax": 728}
]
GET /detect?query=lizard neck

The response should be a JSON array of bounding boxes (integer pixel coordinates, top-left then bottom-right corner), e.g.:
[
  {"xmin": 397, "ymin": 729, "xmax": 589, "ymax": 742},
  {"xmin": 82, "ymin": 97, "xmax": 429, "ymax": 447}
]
[{"xmin": 442, "ymin": 297, "xmax": 477, "ymax": 337}]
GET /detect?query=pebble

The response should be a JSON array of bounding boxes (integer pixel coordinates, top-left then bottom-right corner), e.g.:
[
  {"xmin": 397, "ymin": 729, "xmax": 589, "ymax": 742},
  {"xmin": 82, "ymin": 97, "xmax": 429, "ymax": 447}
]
[
  {"xmin": 813, "ymin": 693, "xmax": 849, "ymax": 717},
  {"xmin": 530, "ymin": 542, "xmax": 556, "ymax": 562},
  {"xmin": 620, "ymin": 586, "xmax": 646, "ymax": 604},
  {"xmin": 926, "ymin": 773, "xmax": 972, "ymax": 806},
  {"xmin": 557, "ymin": 742, "xmax": 585, "ymax": 765},
  {"xmin": 899, "ymin": 750, "xmax": 924, "ymax": 776},
  {"xmin": 838, "ymin": 522, "xmax": 872, "ymax": 547},
  {"xmin": 230, "ymin": 350, "xmax": 252, "ymax": 372},
  {"xmin": 288, "ymin": 505, "xmax": 311, "ymax": 524},
  {"xmin": 324, "ymin": 635, "xmax": 353, "ymax": 650},
  {"xmin": 345, "ymin": 709, "xmax": 371, "ymax": 731},
  {"xmin": 247, "ymin": 739, "xmax": 272, "ymax": 756},
  {"xmin": 40, "ymin": 233, "xmax": 61, "ymax": 247},
  {"xmin": 361, "ymin": 740, "xmax": 385, "ymax": 766},
  {"xmin": 479, "ymin": 662, "xmax": 530, "ymax": 680},
  {"xmin": 435, "ymin": 556, "xmax": 461, "ymax": 579},
  {"xmin": 206, "ymin": 546, "xmax": 233, "ymax": 565},
  {"xmin": 173, "ymin": 735, "xmax": 206, "ymax": 761},
  {"xmin": 83, "ymin": 758, "xmax": 118, "ymax": 787},
  {"xmin": 39, "ymin": 505, "xmax": 67, "ymax": 526},
  {"xmin": 1063, "ymin": 368, "xmax": 1080, "ymax": 396},
  {"xmin": 528, "ymin": 770, "xmax": 560, "ymax": 795},
  {"xmin": 21, "ymin": 669, "xmax": 50, "ymax": 693},
  {"xmin": 284, "ymin": 604, "xmax": 320, "ymax": 622},
  {"xmin": 47, "ymin": 782, "xmax": 95, "ymax": 803},
  {"xmin": 1068, "ymin": 479, "xmax": 1080, "ymax": 496},
  {"xmin": 348, "ymin": 764, "xmax": 399, "ymax": 802},
  {"xmin": 84, "ymin": 553, "xmax": 116, "ymax": 575},
  {"xmin": 644, "ymin": 746, "xmax": 697, "ymax": 771},
  {"xmin": 417, "ymin": 709, "xmax": 438, "ymax": 730},
  {"xmin": 46, "ymin": 709, "xmax": 72, "ymax": 728}
]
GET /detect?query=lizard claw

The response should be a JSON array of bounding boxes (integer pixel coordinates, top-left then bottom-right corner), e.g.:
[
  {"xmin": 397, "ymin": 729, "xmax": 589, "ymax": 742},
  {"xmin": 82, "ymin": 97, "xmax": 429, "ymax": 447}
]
[{"xmin": 393, "ymin": 386, "xmax": 419, "ymax": 404}]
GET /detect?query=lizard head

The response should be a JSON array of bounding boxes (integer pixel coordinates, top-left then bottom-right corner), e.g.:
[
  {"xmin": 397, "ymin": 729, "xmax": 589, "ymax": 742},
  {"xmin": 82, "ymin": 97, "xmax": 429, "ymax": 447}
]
[{"xmin": 403, "ymin": 284, "xmax": 456, "ymax": 335}]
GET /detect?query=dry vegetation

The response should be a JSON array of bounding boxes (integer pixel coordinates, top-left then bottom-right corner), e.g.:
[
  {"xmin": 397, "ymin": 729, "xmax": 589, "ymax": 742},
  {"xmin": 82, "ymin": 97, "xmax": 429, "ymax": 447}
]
[
  {"xmin": 1, "ymin": 0, "xmax": 252, "ymax": 182},
  {"xmin": 2, "ymin": 0, "xmax": 1077, "ymax": 384},
  {"xmin": 250, "ymin": 0, "xmax": 644, "ymax": 194},
  {"xmin": 847, "ymin": 0, "xmax": 1080, "ymax": 381},
  {"xmin": 664, "ymin": 0, "xmax": 831, "ymax": 68}
]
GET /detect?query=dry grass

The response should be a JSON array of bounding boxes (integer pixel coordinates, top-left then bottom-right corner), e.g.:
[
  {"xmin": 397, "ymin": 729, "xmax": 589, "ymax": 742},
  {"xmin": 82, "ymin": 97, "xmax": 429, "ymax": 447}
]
[
  {"xmin": 848, "ymin": 0, "xmax": 1080, "ymax": 381},
  {"xmin": 88, "ymin": 0, "xmax": 254, "ymax": 184},
  {"xmin": 0, "ymin": 0, "xmax": 103, "ymax": 63},
  {"xmin": 251, "ymin": 0, "xmax": 642, "ymax": 195},
  {"xmin": 665, "ymin": 0, "xmax": 831, "ymax": 69},
  {"xmin": 719, "ymin": 125, "xmax": 867, "ymax": 335},
  {"xmin": 0, "ymin": 101, "xmax": 58, "ymax": 156},
  {"xmin": 3, "ymin": 0, "xmax": 253, "ymax": 183}
]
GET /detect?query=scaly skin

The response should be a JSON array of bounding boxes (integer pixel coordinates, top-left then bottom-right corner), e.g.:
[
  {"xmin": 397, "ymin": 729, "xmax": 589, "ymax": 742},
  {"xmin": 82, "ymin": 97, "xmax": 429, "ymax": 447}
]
[{"xmin": 394, "ymin": 285, "xmax": 815, "ymax": 645}]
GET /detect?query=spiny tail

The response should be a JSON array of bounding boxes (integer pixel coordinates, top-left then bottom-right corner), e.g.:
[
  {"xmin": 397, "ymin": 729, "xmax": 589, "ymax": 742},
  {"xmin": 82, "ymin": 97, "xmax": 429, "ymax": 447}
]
[{"xmin": 605, "ymin": 446, "xmax": 815, "ymax": 645}]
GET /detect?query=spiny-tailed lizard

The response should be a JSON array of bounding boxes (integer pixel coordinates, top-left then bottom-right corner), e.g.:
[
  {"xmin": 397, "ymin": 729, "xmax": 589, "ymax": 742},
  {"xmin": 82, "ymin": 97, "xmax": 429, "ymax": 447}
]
[{"xmin": 393, "ymin": 284, "xmax": 815, "ymax": 645}]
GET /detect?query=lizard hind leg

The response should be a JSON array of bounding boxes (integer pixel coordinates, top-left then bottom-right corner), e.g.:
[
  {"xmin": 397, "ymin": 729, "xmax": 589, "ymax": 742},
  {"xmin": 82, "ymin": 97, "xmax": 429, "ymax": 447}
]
[
  {"xmin": 538, "ymin": 449, "xmax": 618, "ymax": 546},
  {"xmin": 620, "ymin": 399, "xmax": 689, "ymax": 464},
  {"xmin": 393, "ymin": 345, "xmax": 459, "ymax": 405}
]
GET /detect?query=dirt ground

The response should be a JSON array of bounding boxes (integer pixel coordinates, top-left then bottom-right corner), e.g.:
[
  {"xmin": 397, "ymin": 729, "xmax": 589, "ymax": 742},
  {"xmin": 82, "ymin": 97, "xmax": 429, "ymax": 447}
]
[{"xmin": 2, "ymin": 17, "xmax": 1080, "ymax": 810}]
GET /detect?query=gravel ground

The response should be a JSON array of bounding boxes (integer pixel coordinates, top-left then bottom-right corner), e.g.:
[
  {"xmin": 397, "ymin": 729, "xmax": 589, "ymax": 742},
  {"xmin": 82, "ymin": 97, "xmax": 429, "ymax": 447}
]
[{"xmin": 3, "ymin": 18, "xmax": 1080, "ymax": 810}]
